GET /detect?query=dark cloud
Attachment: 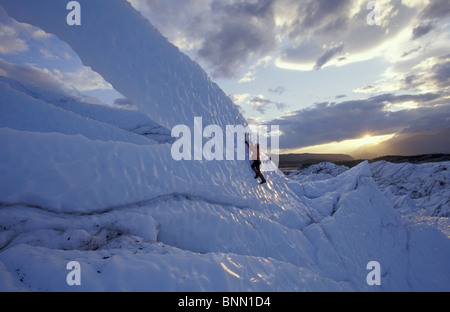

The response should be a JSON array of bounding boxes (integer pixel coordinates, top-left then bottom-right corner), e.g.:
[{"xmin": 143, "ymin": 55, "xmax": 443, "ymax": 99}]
[
  {"xmin": 374, "ymin": 128, "xmax": 450, "ymax": 157},
  {"xmin": 133, "ymin": 0, "xmax": 279, "ymax": 79},
  {"xmin": 419, "ymin": 0, "xmax": 450, "ymax": 20},
  {"xmin": 314, "ymin": 43, "xmax": 344, "ymax": 70},
  {"xmin": 280, "ymin": 0, "xmax": 354, "ymax": 69},
  {"xmin": 134, "ymin": 0, "xmax": 365, "ymax": 76},
  {"xmin": 269, "ymin": 86, "xmax": 286, "ymax": 95},
  {"xmin": 278, "ymin": 0, "xmax": 427, "ymax": 71},
  {"xmin": 432, "ymin": 58, "xmax": 450, "ymax": 88},
  {"xmin": 250, "ymin": 96, "xmax": 272, "ymax": 114},
  {"xmin": 403, "ymin": 54, "xmax": 450, "ymax": 91},
  {"xmin": 288, "ymin": 0, "xmax": 352, "ymax": 37},
  {"xmin": 133, "ymin": 0, "xmax": 446, "ymax": 77},
  {"xmin": 269, "ymin": 92, "xmax": 450, "ymax": 150},
  {"xmin": 401, "ymin": 46, "xmax": 421, "ymax": 58},
  {"xmin": 250, "ymin": 95, "xmax": 286, "ymax": 114},
  {"xmin": 197, "ymin": 0, "xmax": 277, "ymax": 78},
  {"xmin": 412, "ymin": 23, "xmax": 434, "ymax": 39},
  {"xmin": 363, "ymin": 54, "xmax": 450, "ymax": 95},
  {"xmin": 198, "ymin": 23, "xmax": 275, "ymax": 78},
  {"xmin": 0, "ymin": 58, "xmax": 63, "ymax": 92},
  {"xmin": 113, "ymin": 97, "xmax": 135, "ymax": 108}
]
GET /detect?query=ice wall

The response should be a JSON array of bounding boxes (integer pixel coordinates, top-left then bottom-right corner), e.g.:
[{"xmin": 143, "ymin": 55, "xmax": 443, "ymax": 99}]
[{"xmin": 0, "ymin": 0, "xmax": 245, "ymax": 129}]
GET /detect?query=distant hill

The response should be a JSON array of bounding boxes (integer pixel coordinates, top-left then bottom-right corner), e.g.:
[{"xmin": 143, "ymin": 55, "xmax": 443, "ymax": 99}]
[
  {"xmin": 371, "ymin": 154, "xmax": 450, "ymax": 164},
  {"xmin": 333, "ymin": 153, "xmax": 450, "ymax": 168},
  {"xmin": 278, "ymin": 153, "xmax": 354, "ymax": 169},
  {"xmin": 279, "ymin": 153, "xmax": 450, "ymax": 170}
]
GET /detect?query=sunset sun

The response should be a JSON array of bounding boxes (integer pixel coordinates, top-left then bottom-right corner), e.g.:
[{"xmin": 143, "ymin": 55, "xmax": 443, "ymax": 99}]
[{"xmin": 361, "ymin": 134, "xmax": 379, "ymax": 145}]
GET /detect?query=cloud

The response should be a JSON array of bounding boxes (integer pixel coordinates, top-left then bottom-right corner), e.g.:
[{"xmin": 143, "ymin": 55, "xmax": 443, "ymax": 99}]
[
  {"xmin": 374, "ymin": 127, "xmax": 450, "ymax": 157},
  {"xmin": 0, "ymin": 58, "xmax": 113, "ymax": 96},
  {"xmin": 250, "ymin": 95, "xmax": 286, "ymax": 114},
  {"xmin": 412, "ymin": 23, "xmax": 434, "ymax": 39},
  {"xmin": 285, "ymin": 0, "xmax": 353, "ymax": 38},
  {"xmin": 419, "ymin": 0, "xmax": 450, "ymax": 20},
  {"xmin": 230, "ymin": 93, "xmax": 286, "ymax": 118},
  {"xmin": 269, "ymin": 86, "xmax": 286, "ymax": 95},
  {"xmin": 129, "ymin": 0, "xmax": 278, "ymax": 78},
  {"xmin": 229, "ymin": 93, "xmax": 251, "ymax": 105},
  {"xmin": 277, "ymin": 0, "xmax": 424, "ymax": 71},
  {"xmin": 0, "ymin": 7, "xmax": 74, "ymax": 61},
  {"xmin": 0, "ymin": 58, "xmax": 63, "ymax": 91},
  {"xmin": 239, "ymin": 56, "xmax": 272, "ymax": 83},
  {"xmin": 0, "ymin": 7, "xmax": 54, "ymax": 55},
  {"xmin": 314, "ymin": 43, "xmax": 345, "ymax": 70},
  {"xmin": 432, "ymin": 56, "xmax": 450, "ymax": 88},
  {"xmin": 250, "ymin": 96, "xmax": 273, "ymax": 114},
  {"xmin": 354, "ymin": 53, "xmax": 450, "ymax": 97},
  {"xmin": 126, "ymin": 0, "xmax": 450, "ymax": 90},
  {"xmin": 269, "ymin": 92, "xmax": 450, "ymax": 150},
  {"xmin": 53, "ymin": 67, "xmax": 113, "ymax": 92},
  {"xmin": 127, "ymin": 0, "xmax": 210, "ymax": 50},
  {"xmin": 0, "ymin": 23, "xmax": 28, "ymax": 54},
  {"xmin": 129, "ymin": 0, "xmax": 450, "ymax": 79},
  {"xmin": 113, "ymin": 97, "xmax": 136, "ymax": 109},
  {"xmin": 197, "ymin": 0, "xmax": 277, "ymax": 78}
]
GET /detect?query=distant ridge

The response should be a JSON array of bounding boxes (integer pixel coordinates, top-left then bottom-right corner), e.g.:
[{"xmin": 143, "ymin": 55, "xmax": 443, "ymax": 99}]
[
  {"xmin": 278, "ymin": 153, "xmax": 354, "ymax": 169},
  {"xmin": 332, "ymin": 153, "xmax": 450, "ymax": 169},
  {"xmin": 371, "ymin": 154, "xmax": 450, "ymax": 164},
  {"xmin": 279, "ymin": 153, "xmax": 450, "ymax": 170}
]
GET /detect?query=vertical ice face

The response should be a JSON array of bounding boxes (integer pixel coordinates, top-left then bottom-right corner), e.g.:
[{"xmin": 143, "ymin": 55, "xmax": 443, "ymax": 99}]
[{"xmin": 0, "ymin": 0, "xmax": 245, "ymax": 129}]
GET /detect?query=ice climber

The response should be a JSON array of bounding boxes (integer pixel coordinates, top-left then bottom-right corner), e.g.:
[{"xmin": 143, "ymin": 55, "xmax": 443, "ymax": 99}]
[{"xmin": 245, "ymin": 134, "xmax": 267, "ymax": 185}]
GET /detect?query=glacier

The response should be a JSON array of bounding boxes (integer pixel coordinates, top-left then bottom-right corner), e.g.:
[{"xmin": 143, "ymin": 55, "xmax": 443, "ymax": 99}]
[{"xmin": 0, "ymin": 0, "xmax": 449, "ymax": 292}]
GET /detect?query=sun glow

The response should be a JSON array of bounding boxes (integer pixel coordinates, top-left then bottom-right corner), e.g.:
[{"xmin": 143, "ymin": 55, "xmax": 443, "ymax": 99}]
[
  {"xmin": 285, "ymin": 133, "xmax": 397, "ymax": 156},
  {"xmin": 361, "ymin": 134, "xmax": 382, "ymax": 144}
]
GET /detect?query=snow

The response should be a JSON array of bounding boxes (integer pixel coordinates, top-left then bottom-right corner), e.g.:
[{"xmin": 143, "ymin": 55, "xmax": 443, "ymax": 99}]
[
  {"xmin": 0, "ymin": 77, "xmax": 162, "ymax": 145},
  {"xmin": 0, "ymin": 0, "xmax": 449, "ymax": 292},
  {"xmin": 292, "ymin": 161, "xmax": 450, "ymax": 238},
  {"xmin": 371, "ymin": 161, "xmax": 450, "ymax": 218}
]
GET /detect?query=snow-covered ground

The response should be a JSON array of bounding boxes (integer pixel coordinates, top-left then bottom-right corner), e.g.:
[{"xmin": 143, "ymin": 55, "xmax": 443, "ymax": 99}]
[
  {"xmin": 0, "ymin": 0, "xmax": 449, "ymax": 292},
  {"xmin": 288, "ymin": 161, "xmax": 450, "ymax": 237},
  {"xmin": 371, "ymin": 161, "xmax": 450, "ymax": 237}
]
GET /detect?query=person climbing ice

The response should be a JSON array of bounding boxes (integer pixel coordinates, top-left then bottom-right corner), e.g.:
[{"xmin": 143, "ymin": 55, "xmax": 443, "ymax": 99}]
[{"xmin": 245, "ymin": 133, "xmax": 266, "ymax": 185}]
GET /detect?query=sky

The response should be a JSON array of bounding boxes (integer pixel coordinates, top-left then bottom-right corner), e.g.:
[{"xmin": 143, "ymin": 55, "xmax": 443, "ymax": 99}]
[{"xmin": 1, "ymin": 0, "xmax": 450, "ymax": 158}]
